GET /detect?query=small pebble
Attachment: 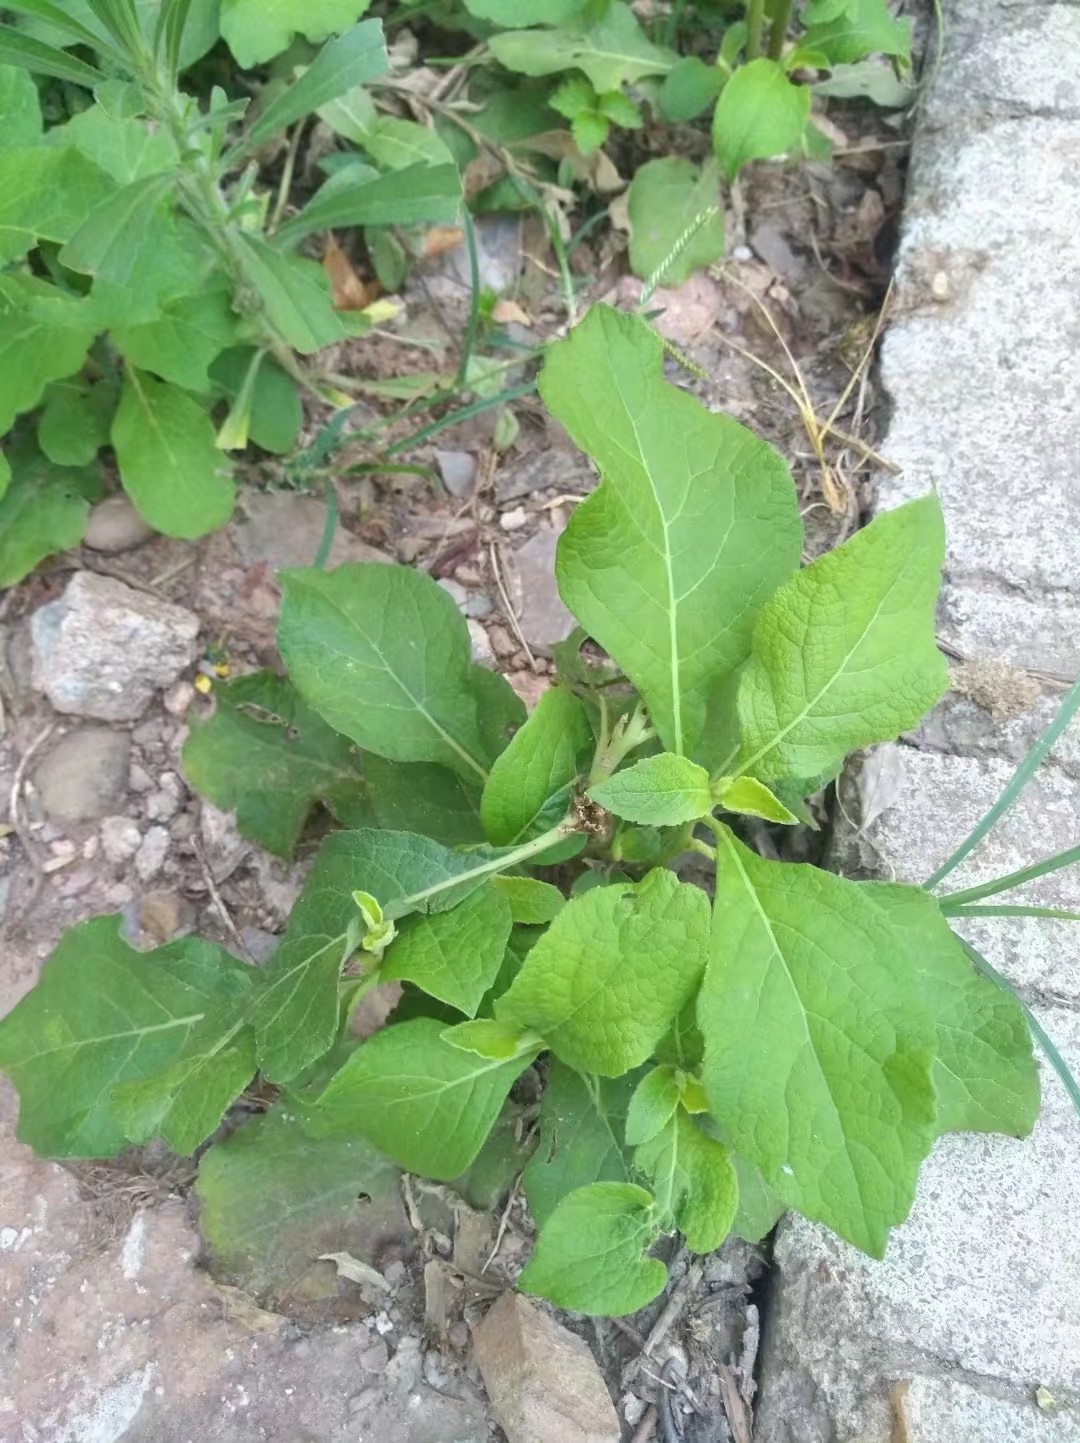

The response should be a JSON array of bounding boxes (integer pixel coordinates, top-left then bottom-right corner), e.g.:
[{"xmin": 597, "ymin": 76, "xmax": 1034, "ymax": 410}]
[
  {"xmin": 467, "ymin": 620, "xmax": 494, "ymax": 666},
  {"xmin": 454, "ymin": 564, "xmax": 482, "ymax": 586},
  {"xmin": 435, "ymin": 448, "xmax": 477, "ymax": 499},
  {"xmin": 373, "ymin": 1312, "xmax": 395, "ymax": 1336},
  {"xmin": 129, "ymin": 763, "xmax": 153, "ymax": 793},
  {"xmin": 101, "ymin": 816, "xmax": 142, "ymax": 866},
  {"xmin": 438, "ymin": 578, "xmax": 468, "ymax": 607},
  {"xmin": 134, "ymin": 825, "xmax": 169, "ymax": 882},
  {"xmin": 83, "ymin": 496, "xmax": 155, "ymax": 553},
  {"xmin": 463, "ymin": 591, "xmax": 493, "ymax": 619},
  {"xmin": 145, "ymin": 773, "xmax": 184, "ymax": 822},
  {"xmin": 488, "ymin": 624, "xmax": 516, "ymax": 660},
  {"xmin": 931, "ymin": 269, "xmax": 950, "ymax": 300},
  {"xmin": 163, "ymin": 681, "xmax": 196, "ymax": 717},
  {"xmin": 623, "ymin": 1394, "xmax": 647, "ymax": 1426},
  {"xmin": 499, "ymin": 506, "xmax": 528, "ymax": 531},
  {"xmin": 447, "ymin": 1320, "xmax": 470, "ymax": 1352}
]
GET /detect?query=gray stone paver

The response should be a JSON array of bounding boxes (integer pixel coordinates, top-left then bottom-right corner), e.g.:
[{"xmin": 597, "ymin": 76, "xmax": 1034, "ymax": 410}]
[{"xmin": 755, "ymin": 1, "xmax": 1080, "ymax": 1437}]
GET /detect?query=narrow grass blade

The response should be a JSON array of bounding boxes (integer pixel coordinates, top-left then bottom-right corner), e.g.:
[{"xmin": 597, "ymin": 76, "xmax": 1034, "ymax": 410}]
[
  {"xmin": 938, "ymin": 842, "xmax": 1080, "ymax": 910},
  {"xmin": 962, "ymin": 941, "xmax": 1080, "ymax": 1123},
  {"xmin": 925, "ymin": 676, "xmax": 1080, "ymax": 890},
  {"xmin": 457, "ymin": 208, "xmax": 481, "ymax": 390},
  {"xmin": 944, "ymin": 904, "xmax": 1080, "ymax": 923}
]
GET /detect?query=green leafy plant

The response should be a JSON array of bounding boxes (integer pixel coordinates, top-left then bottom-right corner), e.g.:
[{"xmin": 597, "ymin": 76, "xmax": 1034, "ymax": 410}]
[
  {"xmin": 452, "ymin": 0, "xmax": 913, "ymax": 285},
  {"xmin": 2, "ymin": 303, "xmax": 1064, "ymax": 1319},
  {"xmin": 0, "ymin": 0, "xmax": 460, "ymax": 582}
]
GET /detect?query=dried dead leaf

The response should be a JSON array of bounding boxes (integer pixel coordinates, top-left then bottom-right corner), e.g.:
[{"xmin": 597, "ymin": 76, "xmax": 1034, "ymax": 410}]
[
  {"xmin": 491, "ymin": 299, "xmax": 532, "ymax": 327},
  {"xmin": 318, "ymin": 1251, "xmax": 390, "ymax": 1291},
  {"xmin": 423, "ymin": 225, "xmax": 465, "ymax": 259},
  {"xmin": 323, "ymin": 234, "xmax": 377, "ymax": 311}
]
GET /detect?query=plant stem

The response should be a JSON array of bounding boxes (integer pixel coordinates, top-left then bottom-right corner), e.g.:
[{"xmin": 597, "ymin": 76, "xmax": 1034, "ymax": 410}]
[
  {"xmin": 745, "ymin": 0, "xmax": 767, "ymax": 58},
  {"xmin": 393, "ymin": 819, "xmax": 582, "ymax": 916},
  {"xmin": 457, "ymin": 208, "xmax": 482, "ymax": 390},
  {"xmin": 767, "ymin": 0, "xmax": 795, "ymax": 60},
  {"xmin": 938, "ymin": 841, "xmax": 1080, "ymax": 910},
  {"xmin": 589, "ymin": 702, "xmax": 655, "ymax": 785}
]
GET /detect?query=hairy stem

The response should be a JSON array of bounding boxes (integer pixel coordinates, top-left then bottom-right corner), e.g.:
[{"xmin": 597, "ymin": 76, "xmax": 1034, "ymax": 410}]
[
  {"xmin": 745, "ymin": 0, "xmax": 767, "ymax": 58},
  {"xmin": 767, "ymin": 0, "xmax": 796, "ymax": 60},
  {"xmin": 393, "ymin": 819, "xmax": 582, "ymax": 915}
]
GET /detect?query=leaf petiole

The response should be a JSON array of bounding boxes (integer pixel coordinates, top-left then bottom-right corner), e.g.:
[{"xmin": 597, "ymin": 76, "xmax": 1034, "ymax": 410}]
[
  {"xmin": 937, "ymin": 842, "xmax": 1080, "ymax": 910},
  {"xmin": 392, "ymin": 818, "xmax": 582, "ymax": 916}
]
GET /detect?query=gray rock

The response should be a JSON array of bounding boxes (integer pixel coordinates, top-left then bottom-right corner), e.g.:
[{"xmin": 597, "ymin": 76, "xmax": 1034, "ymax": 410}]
[
  {"xmin": 435, "ymin": 449, "xmax": 477, "ymax": 499},
  {"xmin": 32, "ymin": 727, "xmax": 130, "ymax": 824},
  {"xmin": 755, "ymin": 6, "xmax": 1080, "ymax": 1436},
  {"xmin": 101, "ymin": 815, "xmax": 142, "ymax": 866},
  {"xmin": 467, "ymin": 619, "xmax": 495, "ymax": 666},
  {"xmin": 756, "ymin": 1010, "xmax": 1080, "ymax": 1443},
  {"xmin": 31, "ymin": 572, "xmax": 200, "ymax": 722},
  {"xmin": 510, "ymin": 525, "xmax": 575, "ymax": 652},
  {"xmin": 0, "ymin": 1074, "xmax": 489, "ymax": 1443},
  {"xmin": 495, "ymin": 445, "xmax": 593, "ymax": 504},
  {"xmin": 83, "ymin": 495, "xmax": 156, "ymax": 553},
  {"xmin": 134, "ymin": 824, "xmax": 169, "ymax": 882},
  {"xmin": 233, "ymin": 492, "xmax": 389, "ymax": 574},
  {"xmin": 145, "ymin": 772, "xmax": 185, "ymax": 823},
  {"xmin": 473, "ymin": 1292, "xmax": 620, "ymax": 1443}
]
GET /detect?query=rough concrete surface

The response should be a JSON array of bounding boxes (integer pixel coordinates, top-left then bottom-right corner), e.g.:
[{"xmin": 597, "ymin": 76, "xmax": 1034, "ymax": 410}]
[{"xmin": 754, "ymin": 1, "xmax": 1080, "ymax": 1438}]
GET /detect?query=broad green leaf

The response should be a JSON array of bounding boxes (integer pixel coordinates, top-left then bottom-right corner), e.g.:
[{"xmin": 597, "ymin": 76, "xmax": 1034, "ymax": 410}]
[
  {"xmin": 253, "ymin": 829, "xmax": 489, "ymax": 1081},
  {"xmin": 356, "ymin": 116, "xmax": 457, "ymax": 170},
  {"xmin": 209, "ymin": 348, "xmax": 302, "ymax": 455},
  {"xmin": 275, "ymin": 163, "xmax": 461, "ymax": 249},
  {"xmin": 363, "ymin": 755, "xmax": 483, "ymax": 848},
  {"xmin": 60, "ymin": 172, "xmax": 177, "ymax": 287},
  {"xmin": 0, "ymin": 23, "xmax": 106, "ymax": 86},
  {"xmin": 310, "ymin": 1017, "xmax": 538, "ymax": 1178},
  {"xmin": 195, "ymin": 1105, "xmax": 403, "ymax": 1304},
  {"xmin": 0, "ymin": 916, "xmax": 252, "ymax": 1157},
  {"xmin": 803, "ymin": 0, "xmax": 912, "ymax": 64},
  {"xmin": 0, "ymin": 62, "xmax": 42, "ymax": 144},
  {"xmin": 0, "ymin": 144, "xmax": 113, "ymax": 266},
  {"xmin": 1, "ymin": 0, "xmax": 110, "ymax": 50},
  {"xmin": 279, "ymin": 564, "xmax": 494, "ymax": 785},
  {"xmin": 498, "ymin": 868, "xmax": 710, "ymax": 1075},
  {"xmin": 492, "ymin": 875, "xmax": 565, "ymax": 925},
  {"xmin": 465, "ymin": 0, "xmax": 595, "ymax": 24},
  {"xmin": 110, "ymin": 1021, "xmax": 254, "ymax": 1156},
  {"xmin": 731, "ymin": 1151, "xmax": 786, "ymax": 1243},
  {"xmin": 381, "ymin": 883, "xmax": 513, "ymax": 1016},
  {"xmin": 865, "ymin": 884, "xmax": 1039, "ymax": 1137},
  {"xmin": 712, "ymin": 775, "xmax": 799, "ymax": 825},
  {"xmin": 519, "ymin": 1181, "xmax": 665, "ymax": 1316},
  {"xmin": 0, "ymin": 453, "xmax": 9, "ymax": 502},
  {"xmin": 62, "ymin": 103, "xmax": 178, "ymax": 182},
  {"xmin": 654, "ymin": 999, "xmax": 704, "ymax": 1071},
  {"xmin": 659, "ymin": 55, "xmax": 725, "ymax": 123},
  {"xmin": 182, "ymin": 670, "xmax": 366, "ymax": 859},
  {"xmin": 813, "ymin": 58, "xmax": 916, "ymax": 106},
  {"xmin": 113, "ymin": 284, "xmax": 237, "ymax": 393},
  {"xmin": 246, "ymin": 20, "xmax": 387, "ymax": 149},
  {"xmin": 82, "ymin": 211, "xmax": 216, "ymax": 330},
  {"xmin": 541, "ymin": 304, "xmax": 801, "ymax": 756},
  {"xmin": 802, "ymin": 0, "xmax": 853, "ymax": 20},
  {"xmin": 523, "ymin": 1063, "xmax": 639, "ymax": 1225},
  {"xmin": 711, "ymin": 59, "xmax": 811, "ymax": 180},
  {"xmin": 237, "ymin": 236, "xmax": 351, "ymax": 354},
  {"xmin": 628, "ymin": 156, "xmax": 724, "ymax": 284},
  {"xmin": 481, "ymin": 686, "xmax": 591, "ymax": 846},
  {"xmin": 731, "ymin": 497, "xmax": 948, "ymax": 784},
  {"xmin": 38, "ymin": 379, "xmax": 114, "ymax": 466},
  {"xmin": 590, "ymin": 753, "xmax": 712, "ymax": 827},
  {"xmin": 701, "ymin": 826, "xmax": 938, "ymax": 1255},
  {"xmin": 111, "ymin": 367, "xmax": 235, "ymax": 539},
  {"xmin": 635, "ymin": 1110, "xmax": 738, "ymax": 1252},
  {"xmin": 625, "ymin": 1065, "xmax": 681, "ymax": 1146},
  {"xmin": 571, "ymin": 110, "xmax": 608, "ymax": 155},
  {"xmin": 221, "ymin": 0, "xmax": 372, "ymax": 66},
  {"xmin": 0, "ymin": 453, "xmax": 91, "ymax": 586},
  {"xmin": 471, "ymin": 662, "xmax": 527, "ymax": 763},
  {"xmin": 317, "ymin": 84, "xmax": 376, "ymax": 142},
  {"xmin": 490, "ymin": 3, "xmax": 675, "ymax": 92},
  {"xmin": 442, "ymin": 1018, "xmax": 542, "ymax": 1061},
  {"xmin": 0, "ymin": 274, "xmax": 96, "ymax": 434}
]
